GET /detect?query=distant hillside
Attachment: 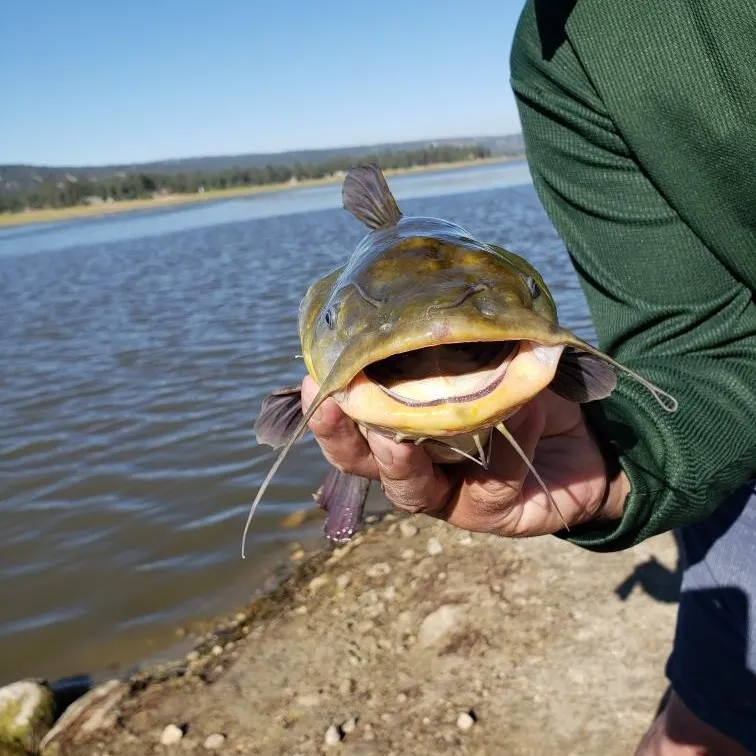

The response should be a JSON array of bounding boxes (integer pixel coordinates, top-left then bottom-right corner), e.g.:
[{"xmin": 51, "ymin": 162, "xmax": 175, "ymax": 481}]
[{"xmin": 0, "ymin": 134, "xmax": 524, "ymax": 196}]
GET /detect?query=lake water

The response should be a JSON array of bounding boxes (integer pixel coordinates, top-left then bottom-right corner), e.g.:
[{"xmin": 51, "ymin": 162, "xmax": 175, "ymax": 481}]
[{"xmin": 0, "ymin": 161, "xmax": 595, "ymax": 685}]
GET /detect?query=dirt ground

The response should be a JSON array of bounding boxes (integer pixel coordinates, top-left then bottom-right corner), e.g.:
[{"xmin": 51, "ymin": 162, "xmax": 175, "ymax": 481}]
[{"xmin": 43, "ymin": 511, "xmax": 682, "ymax": 756}]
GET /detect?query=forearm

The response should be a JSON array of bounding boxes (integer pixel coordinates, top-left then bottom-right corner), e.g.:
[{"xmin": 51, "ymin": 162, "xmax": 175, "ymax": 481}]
[{"xmin": 510, "ymin": 0, "xmax": 756, "ymax": 550}]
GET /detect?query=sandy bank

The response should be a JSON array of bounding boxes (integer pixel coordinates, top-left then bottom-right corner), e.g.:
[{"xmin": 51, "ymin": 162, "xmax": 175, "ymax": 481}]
[{"xmin": 32, "ymin": 511, "xmax": 680, "ymax": 755}]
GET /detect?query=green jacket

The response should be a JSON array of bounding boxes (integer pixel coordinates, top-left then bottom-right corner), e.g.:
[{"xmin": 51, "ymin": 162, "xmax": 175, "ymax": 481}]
[{"xmin": 510, "ymin": 0, "xmax": 756, "ymax": 551}]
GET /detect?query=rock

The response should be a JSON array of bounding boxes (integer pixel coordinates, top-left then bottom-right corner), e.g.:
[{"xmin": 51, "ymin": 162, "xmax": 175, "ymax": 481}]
[
  {"xmin": 427, "ymin": 537, "xmax": 443, "ymax": 556},
  {"xmin": 281, "ymin": 509, "xmax": 308, "ymax": 528},
  {"xmin": 417, "ymin": 604, "xmax": 465, "ymax": 647},
  {"xmin": 457, "ymin": 711, "xmax": 476, "ymax": 731},
  {"xmin": 365, "ymin": 562, "xmax": 391, "ymax": 579},
  {"xmin": 160, "ymin": 724, "xmax": 184, "ymax": 745},
  {"xmin": 204, "ymin": 732, "xmax": 226, "ymax": 750},
  {"xmin": 40, "ymin": 679, "xmax": 128, "ymax": 754},
  {"xmin": 399, "ymin": 521, "xmax": 418, "ymax": 538},
  {"xmin": 308, "ymin": 574, "xmax": 330, "ymax": 593},
  {"xmin": 0, "ymin": 679, "xmax": 55, "ymax": 755},
  {"xmin": 341, "ymin": 717, "xmax": 357, "ymax": 734},
  {"xmin": 295, "ymin": 694, "xmax": 319, "ymax": 708},
  {"xmin": 400, "ymin": 549, "xmax": 416, "ymax": 560},
  {"xmin": 211, "ymin": 645, "xmax": 223, "ymax": 656},
  {"xmin": 336, "ymin": 573, "xmax": 351, "ymax": 590},
  {"xmin": 339, "ymin": 678, "xmax": 356, "ymax": 696},
  {"xmin": 356, "ymin": 620, "xmax": 376, "ymax": 634},
  {"xmin": 324, "ymin": 724, "xmax": 343, "ymax": 745},
  {"xmin": 290, "ymin": 549, "xmax": 305, "ymax": 561}
]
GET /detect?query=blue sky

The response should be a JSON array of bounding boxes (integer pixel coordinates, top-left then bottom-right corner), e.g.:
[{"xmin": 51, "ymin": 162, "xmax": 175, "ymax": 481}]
[{"xmin": 1, "ymin": 0, "xmax": 524, "ymax": 167}]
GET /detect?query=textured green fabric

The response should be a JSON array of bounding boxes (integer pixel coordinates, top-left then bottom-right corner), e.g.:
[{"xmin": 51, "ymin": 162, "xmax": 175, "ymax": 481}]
[{"xmin": 510, "ymin": 0, "xmax": 756, "ymax": 551}]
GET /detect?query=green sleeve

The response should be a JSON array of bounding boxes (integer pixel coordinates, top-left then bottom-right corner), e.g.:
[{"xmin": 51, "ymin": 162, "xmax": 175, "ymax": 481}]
[{"xmin": 509, "ymin": 0, "xmax": 756, "ymax": 551}]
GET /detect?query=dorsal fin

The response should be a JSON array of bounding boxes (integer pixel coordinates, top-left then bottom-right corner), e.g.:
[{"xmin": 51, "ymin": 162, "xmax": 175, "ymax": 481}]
[{"xmin": 342, "ymin": 164, "xmax": 403, "ymax": 230}]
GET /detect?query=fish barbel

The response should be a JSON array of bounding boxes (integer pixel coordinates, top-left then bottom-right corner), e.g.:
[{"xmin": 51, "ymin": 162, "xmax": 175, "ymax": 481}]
[{"xmin": 242, "ymin": 165, "xmax": 677, "ymax": 557}]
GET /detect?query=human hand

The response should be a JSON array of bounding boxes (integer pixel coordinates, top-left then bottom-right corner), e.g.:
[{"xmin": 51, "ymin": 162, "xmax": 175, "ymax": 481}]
[{"xmin": 300, "ymin": 376, "xmax": 628, "ymax": 537}]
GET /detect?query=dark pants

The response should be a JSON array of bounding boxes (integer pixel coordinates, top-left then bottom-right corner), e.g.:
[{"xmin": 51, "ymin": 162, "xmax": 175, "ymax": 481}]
[{"xmin": 666, "ymin": 483, "xmax": 756, "ymax": 752}]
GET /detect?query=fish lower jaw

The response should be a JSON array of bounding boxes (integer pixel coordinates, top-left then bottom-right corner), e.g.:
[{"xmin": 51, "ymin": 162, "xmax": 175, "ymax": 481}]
[{"xmin": 337, "ymin": 342, "xmax": 564, "ymax": 437}]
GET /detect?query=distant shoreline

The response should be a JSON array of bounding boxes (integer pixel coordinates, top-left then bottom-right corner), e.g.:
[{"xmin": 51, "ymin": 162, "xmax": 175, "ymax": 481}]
[{"xmin": 0, "ymin": 155, "xmax": 523, "ymax": 230}]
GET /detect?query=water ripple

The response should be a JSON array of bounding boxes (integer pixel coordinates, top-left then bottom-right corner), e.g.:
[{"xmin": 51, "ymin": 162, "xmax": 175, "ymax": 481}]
[{"xmin": 0, "ymin": 163, "xmax": 594, "ymax": 684}]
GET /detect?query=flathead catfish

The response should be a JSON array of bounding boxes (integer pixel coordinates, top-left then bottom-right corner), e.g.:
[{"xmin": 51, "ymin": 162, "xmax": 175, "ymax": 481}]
[{"xmin": 242, "ymin": 165, "xmax": 677, "ymax": 557}]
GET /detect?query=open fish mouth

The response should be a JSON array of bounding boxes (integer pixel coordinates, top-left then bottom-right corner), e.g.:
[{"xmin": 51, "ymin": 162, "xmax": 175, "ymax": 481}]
[{"xmin": 363, "ymin": 340, "xmax": 518, "ymax": 408}]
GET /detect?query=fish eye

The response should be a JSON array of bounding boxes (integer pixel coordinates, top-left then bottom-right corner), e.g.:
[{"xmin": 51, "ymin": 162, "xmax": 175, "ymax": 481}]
[
  {"xmin": 525, "ymin": 277, "xmax": 541, "ymax": 300},
  {"xmin": 324, "ymin": 306, "xmax": 337, "ymax": 329}
]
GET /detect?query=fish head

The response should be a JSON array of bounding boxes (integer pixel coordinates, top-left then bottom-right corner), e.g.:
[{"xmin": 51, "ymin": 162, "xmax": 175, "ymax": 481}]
[{"xmin": 298, "ymin": 209, "xmax": 578, "ymax": 436}]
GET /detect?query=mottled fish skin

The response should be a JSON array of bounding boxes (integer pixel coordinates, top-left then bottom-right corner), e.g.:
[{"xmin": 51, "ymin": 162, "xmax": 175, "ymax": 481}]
[{"xmin": 245, "ymin": 165, "xmax": 677, "ymax": 555}]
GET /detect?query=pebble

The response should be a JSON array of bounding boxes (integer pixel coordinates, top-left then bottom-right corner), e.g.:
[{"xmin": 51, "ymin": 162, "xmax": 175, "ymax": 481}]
[
  {"xmin": 324, "ymin": 724, "xmax": 343, "ymax": 745},
  {"xmin": 0, "ymin": 679, "xmax": 55, "ymax": 754},
  {"xmin": 356, "ymin": 620, "xmax": 376, "ymax": 634},
  {"xmin": 235, "ymin": 612, "xmax": 246, "ymax": 623},
  {"xmin": 417, "ymin": 604, "xmax": 465, "ymax": 647},
  {"xmin": 290, "ymin": 549, "xmax": 305, "ymax": 561},
  {"xmin": 336, "ymin": 573, "xmax": 352, "ymax": 590},
  {"xmin": 211, "ymin": 645, "xmax": 223, "ymax": 656},
  {"xmin": 160, "ymin": 724, "xmax": 184, "ymax": 745},
  {"xmin": 399, "ymin": 520, "xmax": 418, "ymax": 538},
  {"xmin": 308, "ymin": 575, "xmax": 330, "ymax": 593},
  {"xmin": 342, "ymin": 717, "xmax": 357, "ymax": 734},
  {"xmin": 339, "ymin": 678, "xmax": 356, "ymax": 695},
  {"xmin": 366, "ymin": 562, "xmax": 391, "ymax": 578},
  {"xmin": 427, "ymin": 537, "xmax": 443, "ymax": 556},
  {"xmin": 204, "ymin": 732, "xmax": 226, "ymax": 750},
  {"xmin": 457, "ymin": 712, "xmax": 476, "ymax": 731},
  {"xmin": 186, "ymin": 650, "xmax": 200, "ymax": 662},
  {"xmin": 400, "ymin": 548, "xmax": 416, "ymax": 560},
  {"xmin": 294, "ymin": 605, "xmax": 308, "ymax": 615}
]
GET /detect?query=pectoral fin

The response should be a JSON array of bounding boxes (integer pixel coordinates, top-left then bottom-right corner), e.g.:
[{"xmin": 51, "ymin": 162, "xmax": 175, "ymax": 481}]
[
  {"xmin": 254, "ymin": 384, "xmax": 304, "ymax": 448},
  {"xmin": 549, "ymin": 347, "xmax": 617, "ymax": 403}
]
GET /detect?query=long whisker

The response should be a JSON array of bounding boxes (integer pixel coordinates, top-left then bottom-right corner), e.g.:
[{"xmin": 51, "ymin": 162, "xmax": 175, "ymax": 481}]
[
  {"xmin": 495, "ymin": 422, "xmax": 569, "ymax": 531},
  {"xmin": 432, "ymin": 439, "xmax": 485, "ymax": 467},
  {"xmin": 573, "ymin": 339, "xmax": 678, "ymax": 413},
  {"xmin": 473, "ymin": 433, "xmax": 488, "ymax": 471},
  {"xmin": 485, "ymin": 427, "xmax": 494, "ymax": 468},
  {"xmin": 241, "ymin": 379, "xmax": 337, "ymax": 559}
]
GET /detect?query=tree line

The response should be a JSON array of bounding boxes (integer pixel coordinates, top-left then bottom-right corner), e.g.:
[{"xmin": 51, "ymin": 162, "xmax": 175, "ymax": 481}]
[{"xmin": 0, "ymin": 144, "xmax": 492, "ymax": 214}]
